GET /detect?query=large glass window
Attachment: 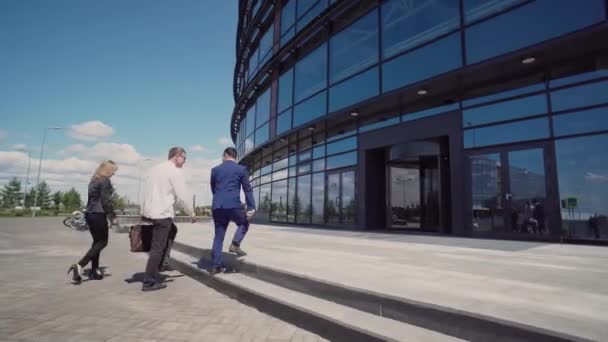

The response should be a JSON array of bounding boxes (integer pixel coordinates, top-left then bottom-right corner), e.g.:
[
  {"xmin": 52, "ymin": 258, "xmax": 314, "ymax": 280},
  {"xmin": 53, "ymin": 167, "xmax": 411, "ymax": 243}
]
[
  {"xmin": 248, "ymin": 47, "xmax": 259, "ymax": 79},
  {"xmin": 463, "ymin": 0, "xmax": 528, "ymax": 24},
  {"xmin": 246, "ymin": 105, "xmax": 256, "ymax": 137},
  {"xmin": 327, "ymin": 173, "xmax": 340, "ymax": 224},
  {"xmin": 312, "ymin": 172, "xmax": 325, "ymax": 224},
  {"xmin": 463, "ymin": 94, "xmax": 548, "ymax": 127},
  {"xmin": 271, "ymin": 180, "xmax": 288, "ymax": 222},
  {"xmin": 259, "ymin": 25, "xmax": 274, "ymax": 65},
  {"xmin": 287, "ymin": 177, "xmax": 297, "ymax": 223},
  {"xmin": 258, "ymin": 183, "xmax": 271, "ymax": 223},
  {"xmin": 402, "ymin": 102, "xmax": 459, "ymax": 122},
  {"xmin": 281, "ymin": 0, "xmax": 296, "ymax": 35},
  {"xmin": 327, "ymin": 151, "xmax": 357, "ymax": 169},
  {"xmin": 556, "ymin": 134, "xmax": 608, "ymax": 240},
  {"xmin": 463, "ymin": 82, "xmax": 545, "ymax": 108},
  {"xmin": 296, "ymin": 174, "xmax": 312, "ymax": 224},
  {"xmin": 381, "ymin": 0, "xmax": 460, "ymax": 59},
  {"xmin": 327, "ymin": 136, "xmax": 357, "ymax": 155},
  {"xmin": 277, "ymin": 110, "xmax": 292, "ymax": 135},
  {"xmin": 551, "ymin": 80, "xmax": 608, "ymax": 112},
  {"xmin": 330, "ymin": 9, "xmax": 378, "ymax": 84},
  {"xmin": 382, "ymin": 33, "xmax": 461, "ymax": 93},
  {"xmin": 255, "ymin": 123, "xmax": 270, "ymax": 147},
  {"xmin": 464, "ymin": 117, "xmax": 550, "ymax": 148},
  {"xmin": 278, "ymin": 69, "xmax": 294, "ymax": 112},
  {"xmin": 550, "ymin": 69, "xmax": 608, "ymax": 88},
  {"xmin": 256, "ymin": 88, "xmax": 271, "ymax": 128},
  {"xmin": 553, "ymin": 107, "xmax": 608, "ymax": 137},
  {"xmin": 466, "ymin": 0, "xmax": 606, "ymax": 64},
  {"xmin": 293, "ymin": 91, "xmax": 327, "ymax": 128},
  {"xmin": 294, "ymin": 43, "xmax": 327, "ymax": 103},
  {"xmin": 329, "ymin": 67, "xmax": 379, "ymax": 112},
  {"xmin": 297, "ymin": 0, "xmax": 328, "ymax": 30},
  {"xmin": 342, "ymin": 170, "xmax": 356, "ymax": 225}
]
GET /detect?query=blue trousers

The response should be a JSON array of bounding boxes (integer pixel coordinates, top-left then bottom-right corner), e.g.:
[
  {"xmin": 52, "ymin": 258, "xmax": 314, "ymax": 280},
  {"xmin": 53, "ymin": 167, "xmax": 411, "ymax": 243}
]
[{"xmin": 212, "ymin": 208, "xmax": 249, "ymax": 268}]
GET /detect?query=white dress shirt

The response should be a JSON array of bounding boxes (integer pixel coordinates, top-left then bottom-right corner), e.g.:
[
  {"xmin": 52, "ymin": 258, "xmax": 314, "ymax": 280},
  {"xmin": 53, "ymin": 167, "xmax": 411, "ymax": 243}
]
[{"xmin": 141, "ymin": 161, "xmax": 194, "ymax": 219}]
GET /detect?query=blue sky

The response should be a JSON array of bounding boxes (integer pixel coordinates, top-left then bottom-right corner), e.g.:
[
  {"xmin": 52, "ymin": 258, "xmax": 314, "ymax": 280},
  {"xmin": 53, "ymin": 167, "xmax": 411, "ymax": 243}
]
[{"xmin": 0, "ymin": 0, "xmax": 239, "ymax": 204}]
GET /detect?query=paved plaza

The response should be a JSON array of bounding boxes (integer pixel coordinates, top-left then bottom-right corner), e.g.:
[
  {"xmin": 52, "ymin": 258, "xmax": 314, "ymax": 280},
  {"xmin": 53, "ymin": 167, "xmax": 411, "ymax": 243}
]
[{"xmin": 0, "ymin": 218, "xmax": 327, "ymax": 342}]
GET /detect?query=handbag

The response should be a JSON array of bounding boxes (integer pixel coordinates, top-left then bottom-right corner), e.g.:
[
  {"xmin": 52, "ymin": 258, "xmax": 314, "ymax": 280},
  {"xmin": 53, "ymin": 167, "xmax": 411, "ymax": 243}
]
[{"xmin": 129, "ymin": 224, "xmax": 153, "ymax": 252}]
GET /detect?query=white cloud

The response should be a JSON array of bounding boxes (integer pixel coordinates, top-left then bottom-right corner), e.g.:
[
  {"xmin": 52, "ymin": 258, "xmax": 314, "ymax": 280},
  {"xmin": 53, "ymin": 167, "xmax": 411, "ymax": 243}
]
[
  {"xmin": 218, "ymin": 137, "xmax": 233, "ymax": 146},
  {"xmin": 61, "ymin": 144, "xmax": 88, "ymax": 154},
  {"xmin": 585, "ymin": 172, "xmax": 608, "ymax": 182},
  {"xmin": 0, "ymin": 129, "xmax": 7, "ymax": 140},
  {"xmin": 69, "ymin": 121, "xmax": 114, "ymax": 141},
  {"xmin": 0, "ymin": 143, "xmax": 222, "ymax": 206},
  {"xmin": 11, "ymin": 144, "xmax": 27, "ymax": 151},
  {"xmin": 88, "ymin": 142, "xmax": 141, "ymax": 165},
  {"xmin": 190, "ymin": 145, "xmax": 206, "ymax": 153}
]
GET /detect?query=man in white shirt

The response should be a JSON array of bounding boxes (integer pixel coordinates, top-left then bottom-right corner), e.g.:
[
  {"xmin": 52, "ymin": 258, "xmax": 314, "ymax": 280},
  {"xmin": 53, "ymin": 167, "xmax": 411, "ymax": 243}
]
[{"xmin": 140, "ymin": 147, "xmax": 195, "ymax": 291}]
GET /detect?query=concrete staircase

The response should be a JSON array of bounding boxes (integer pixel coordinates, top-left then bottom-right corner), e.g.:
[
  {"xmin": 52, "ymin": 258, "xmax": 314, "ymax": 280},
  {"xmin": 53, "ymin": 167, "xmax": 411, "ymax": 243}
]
[{"xmin": 170, "ymin": 241, "xmax": 589, "ymax": 342}]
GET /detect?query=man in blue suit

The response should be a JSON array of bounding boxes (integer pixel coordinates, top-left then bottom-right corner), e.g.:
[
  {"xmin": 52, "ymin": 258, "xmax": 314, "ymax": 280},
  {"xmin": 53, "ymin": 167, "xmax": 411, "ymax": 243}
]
[{"xmin": 209, "ymin": 147, "xmax": 256, "ymax": 274}]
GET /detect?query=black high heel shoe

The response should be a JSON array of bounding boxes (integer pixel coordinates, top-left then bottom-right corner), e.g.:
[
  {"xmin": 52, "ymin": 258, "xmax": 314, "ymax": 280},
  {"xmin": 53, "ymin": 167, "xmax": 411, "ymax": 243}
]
[{"xmin": 67, "ymin": 264, "xmax": 82, "ymax": 284}]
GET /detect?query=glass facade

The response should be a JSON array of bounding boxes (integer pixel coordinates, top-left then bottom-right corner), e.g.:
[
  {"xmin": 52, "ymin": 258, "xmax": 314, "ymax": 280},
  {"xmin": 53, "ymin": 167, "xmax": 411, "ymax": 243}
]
[{"xmin": 232, "ymin": 0, "xmax": 608, "ymax": 240}]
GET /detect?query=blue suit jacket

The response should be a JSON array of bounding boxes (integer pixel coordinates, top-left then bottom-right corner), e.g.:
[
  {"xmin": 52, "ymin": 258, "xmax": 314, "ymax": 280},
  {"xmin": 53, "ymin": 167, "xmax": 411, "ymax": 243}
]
[{"xmin": 210, "ymin": 160, "xmax": 256, "ymax": 210}]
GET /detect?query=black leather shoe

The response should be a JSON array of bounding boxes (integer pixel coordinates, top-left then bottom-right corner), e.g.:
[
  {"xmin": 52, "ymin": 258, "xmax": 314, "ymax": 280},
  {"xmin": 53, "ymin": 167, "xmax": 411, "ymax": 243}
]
[
  {"xmin": 229, "ymin": 244, "xmax": 247, "ymax": 257},
  {"xmin": 89, "ymin": 269, "xmax": 103, "ymax": 280},
  {"xmin": 209, "ymin": 267, "xmax": 224, "ymax": 276},
  {"xmin": 142, "ymin": 282, "xmax": 167, "ymax": 292},
  {"xmin": 67, "ymin": 264, "xmax": 82, "ymax": 284}
]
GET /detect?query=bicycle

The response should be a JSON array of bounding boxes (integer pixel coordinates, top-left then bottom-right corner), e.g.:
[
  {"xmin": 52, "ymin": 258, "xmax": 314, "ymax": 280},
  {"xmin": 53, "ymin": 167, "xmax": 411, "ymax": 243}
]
[{"xmin": 63, "ymin": 210, "xmax": 88, "ymax": 231}]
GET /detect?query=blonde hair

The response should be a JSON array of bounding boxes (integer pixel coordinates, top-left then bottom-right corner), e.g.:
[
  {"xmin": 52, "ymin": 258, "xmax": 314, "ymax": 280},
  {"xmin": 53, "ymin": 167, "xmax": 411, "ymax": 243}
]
[{"xmin": 90, "ymin": 160, "xmax": 117, "ymax": 183}]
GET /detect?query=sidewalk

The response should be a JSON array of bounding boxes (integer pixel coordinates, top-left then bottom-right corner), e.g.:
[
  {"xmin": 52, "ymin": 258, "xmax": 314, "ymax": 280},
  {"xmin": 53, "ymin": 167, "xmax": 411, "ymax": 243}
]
[
  {"xmin": 0, "ymin": 218, "xmax": 327, "ymax": 342},
  {"xmin": 175, "ymin": 222, "xmax": 608, "ymax": 341}
]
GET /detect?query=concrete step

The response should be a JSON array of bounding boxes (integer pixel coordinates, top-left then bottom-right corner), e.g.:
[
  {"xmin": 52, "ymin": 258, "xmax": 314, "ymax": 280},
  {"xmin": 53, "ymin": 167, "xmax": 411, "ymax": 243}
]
[
  {"xmin": 172, "ymin": 241, "xmax": 591, "ymax": 342},
  {"xmin": 170, "ymin": 249, "xmax": 464, "ymax": 342}
]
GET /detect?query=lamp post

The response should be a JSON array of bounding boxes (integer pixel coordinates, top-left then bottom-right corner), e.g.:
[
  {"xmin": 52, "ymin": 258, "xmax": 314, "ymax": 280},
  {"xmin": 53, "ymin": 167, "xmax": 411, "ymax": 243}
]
[
  {"xmin": 137, "ymin": 158, "xmax": 152, "ymax": 212},
  {"xmin": 15, "ymin": 147, "xmax": 31, "ymax": 207},
  {"xmin": 32, "ymin": 127, "xmax": 63, "ymax": 217}
]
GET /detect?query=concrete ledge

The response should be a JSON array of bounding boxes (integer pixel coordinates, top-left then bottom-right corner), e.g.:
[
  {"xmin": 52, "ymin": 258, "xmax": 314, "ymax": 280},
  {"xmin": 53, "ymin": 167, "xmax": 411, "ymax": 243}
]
[
  {"xmin": 170, "ymin": 250, "xmax": 422, "ymax": 342},
  {"xmin": 172, "ymin": 240, "xmax": 591, "ymax": 342}
]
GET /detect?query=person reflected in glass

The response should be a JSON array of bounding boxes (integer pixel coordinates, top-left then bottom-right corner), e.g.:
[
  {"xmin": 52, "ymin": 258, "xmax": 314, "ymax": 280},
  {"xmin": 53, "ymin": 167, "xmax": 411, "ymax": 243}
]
[
  {"xmin": 532, "ymin": 198, "xmax": 545, "ymax": 235},
  {"xmin": 68, "ymin": 160, "xmax": 118, "ymax": 284}
]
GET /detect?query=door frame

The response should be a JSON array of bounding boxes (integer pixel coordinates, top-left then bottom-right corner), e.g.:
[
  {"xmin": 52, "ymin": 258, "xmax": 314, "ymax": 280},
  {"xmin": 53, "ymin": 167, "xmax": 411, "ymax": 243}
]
[{"xmin": 465, "ymin": 140, "xmax": 561, "ymax": 240}]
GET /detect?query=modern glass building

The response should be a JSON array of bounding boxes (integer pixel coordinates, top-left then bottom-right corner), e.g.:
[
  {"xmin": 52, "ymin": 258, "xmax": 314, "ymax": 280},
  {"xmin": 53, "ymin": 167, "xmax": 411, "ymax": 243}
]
[{"xmin": 231, "ymin": 0, "xmax": 608, "ymax": 242}]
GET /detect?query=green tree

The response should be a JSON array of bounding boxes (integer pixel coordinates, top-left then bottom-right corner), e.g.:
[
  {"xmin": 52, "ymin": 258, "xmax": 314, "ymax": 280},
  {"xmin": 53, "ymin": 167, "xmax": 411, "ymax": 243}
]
[
  {"xmin": 63, "ymin": 188, "xmax": 83, "ymax": 211},
  {"xmin": 0, "ymin": 178, "xmax": 23, "ymax": 208},
  {"xmin": 52, "ymin": 191, "xmax": 63, "ymax": 210},
  {"xmin": 111, "ymin": 192, "xmax": 128, "ymax": 212},
  {"xmin": 25, "ymin": 188, "xmax": 36, "ymax": 208},
  {"xmin": 35, "ymin": 181, "xmax": 52, "ymax": 209}
]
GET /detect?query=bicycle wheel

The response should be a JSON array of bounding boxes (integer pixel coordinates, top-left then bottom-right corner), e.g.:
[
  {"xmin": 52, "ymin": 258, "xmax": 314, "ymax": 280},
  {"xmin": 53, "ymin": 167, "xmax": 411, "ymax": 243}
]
[
  {"xmin": 63, "ymin": 217, "xmax": 71, "ymax": 228},
  {"xmin": 70, "ymin": 218, "xmax": 88, "ymax": 231}
]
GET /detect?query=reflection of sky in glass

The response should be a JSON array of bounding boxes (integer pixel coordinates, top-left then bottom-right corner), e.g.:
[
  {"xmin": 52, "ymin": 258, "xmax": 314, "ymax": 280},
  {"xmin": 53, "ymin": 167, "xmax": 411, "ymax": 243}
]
[
  {"xmin": 293, "ymin": 91, "xmax": 327, "ymax": 128},
  {"xmin": 381, "ymin": 0, "xmax": 460, "ymax": 59},
  {"xmin": 463, "ymin": 83, "xmax": 544, "ymax": 108},
  {"xmin": 327, "ymin": 151, "xmax": 357, "ymax": 169},
  {"xmin": 464, "ymin": 117, "xmax": 549, "ymax": 148},
  {"xmin": 551, "ymin": 80, "xmax": 608, "ymax": 112},
  {"xmin": 463, "ymin": 94, "xmax": 547, "ymax": 127},
  {"xmin": 294, "ymin": 43, "xmax": 327, "ymax": 103},
  {"xmin": 466, "ymin": 0, "xmax": 605, "ymax": 64},
  {"xmin": 553, "ymin": 106, "xmax": 608, "ymax": 137},
  {"xmin": 550, "ymin": 69, "xmax": 608, "ymax": 88},
  {"xmin": 330, "ymin": 10, "xmax": 378, "ymax": 84},
  {"xmin": 329, "ymin": 67, "xmax": 379, "ymax": 112},
  {"xmin": 556, "ymin": 134, "xmax": 608, "ymax": 216}
]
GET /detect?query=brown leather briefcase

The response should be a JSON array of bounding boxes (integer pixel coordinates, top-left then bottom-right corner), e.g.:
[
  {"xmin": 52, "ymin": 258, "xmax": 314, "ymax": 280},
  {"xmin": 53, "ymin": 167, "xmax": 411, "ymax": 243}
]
[{"xmin": 129, "ymin": 224, "xmax": 153, "ymax": 252}]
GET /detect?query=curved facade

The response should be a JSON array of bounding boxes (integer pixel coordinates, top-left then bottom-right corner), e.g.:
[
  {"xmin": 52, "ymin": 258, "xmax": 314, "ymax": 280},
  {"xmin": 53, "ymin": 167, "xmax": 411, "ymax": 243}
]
[{"xmin": 231, "ymin": 0, "xmax": 608, "ymax": 242}]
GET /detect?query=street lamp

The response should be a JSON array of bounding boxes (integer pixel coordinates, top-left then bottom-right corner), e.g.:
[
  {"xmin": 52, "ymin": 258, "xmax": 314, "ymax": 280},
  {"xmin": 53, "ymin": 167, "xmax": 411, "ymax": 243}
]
[
  {"xmin": 137, "ymin": 158, "xmax": 153, "ymax": 212},
  {"xmin": 15, "ymin": 147, "xmax": 31, "ymax": 207},
  {"xmin": 32, "ymin": 127, "xmax": 63, "ymax": 217}
]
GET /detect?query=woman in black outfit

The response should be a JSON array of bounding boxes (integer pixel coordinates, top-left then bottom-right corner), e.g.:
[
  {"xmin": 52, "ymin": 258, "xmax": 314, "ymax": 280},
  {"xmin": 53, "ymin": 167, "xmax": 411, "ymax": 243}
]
[{"xmin": 68, "ymin": 160, "xmax": 118, "ymax": 284}]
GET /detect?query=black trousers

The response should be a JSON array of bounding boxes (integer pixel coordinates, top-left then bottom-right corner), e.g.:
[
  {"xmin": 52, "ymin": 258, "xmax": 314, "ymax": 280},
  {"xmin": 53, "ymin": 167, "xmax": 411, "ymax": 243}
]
[
  {"xmin": 159, "ymin": 223, "xmax": 178, "ymax": 268},
  {"xmin": 79, "ymin": 213, "xmax": 109, "ymax": 271},
  {"xmin": 144, "ymin": 218, "xmax": 172, "ymax": 284}
]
